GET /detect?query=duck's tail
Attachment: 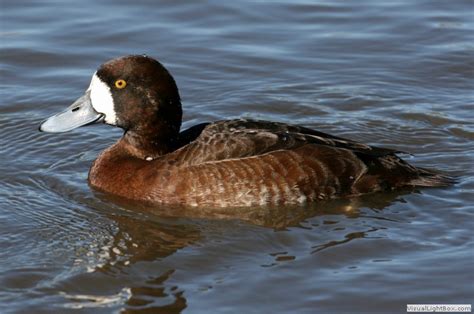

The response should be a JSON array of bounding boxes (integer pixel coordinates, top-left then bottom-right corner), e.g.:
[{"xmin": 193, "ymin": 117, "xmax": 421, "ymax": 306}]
[{"xmin": 408, "ymin": 168, "xmax": 457, "ymax": 187}]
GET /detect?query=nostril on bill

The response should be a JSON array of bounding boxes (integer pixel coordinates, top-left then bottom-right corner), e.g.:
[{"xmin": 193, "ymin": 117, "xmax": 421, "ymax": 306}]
[{"xmin": 72, "ymin": 107, "xmax": 80, "ymax": 112}]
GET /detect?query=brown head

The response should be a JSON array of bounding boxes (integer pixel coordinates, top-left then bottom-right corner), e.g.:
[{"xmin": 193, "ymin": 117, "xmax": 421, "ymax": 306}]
[{"xmin": 40, "ymin": 55, "xmax": 183, "ymax": 155}]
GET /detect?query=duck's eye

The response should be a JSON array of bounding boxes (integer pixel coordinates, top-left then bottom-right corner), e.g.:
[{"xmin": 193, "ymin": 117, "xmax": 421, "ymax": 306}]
[{"xmin": 114, "ymin": 79, "xmax": 127, "ymax": 89}]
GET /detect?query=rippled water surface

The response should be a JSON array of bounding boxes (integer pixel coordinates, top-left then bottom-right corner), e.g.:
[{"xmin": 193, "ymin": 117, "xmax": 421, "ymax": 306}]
[{"xmin": 1, "ymin": 0, "xmax": 473, "ymax": 313}]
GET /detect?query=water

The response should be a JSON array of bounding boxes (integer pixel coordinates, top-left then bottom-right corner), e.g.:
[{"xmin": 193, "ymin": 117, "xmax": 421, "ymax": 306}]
[{"xmin": 1, "ymin": 0, "xmax": 473, "ymax": 313}]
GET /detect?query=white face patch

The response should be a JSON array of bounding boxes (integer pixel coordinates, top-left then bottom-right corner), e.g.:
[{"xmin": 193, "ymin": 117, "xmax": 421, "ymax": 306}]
[{"xmin": 87, "ymin": 72, "xmax": 117, "ymax": 125}]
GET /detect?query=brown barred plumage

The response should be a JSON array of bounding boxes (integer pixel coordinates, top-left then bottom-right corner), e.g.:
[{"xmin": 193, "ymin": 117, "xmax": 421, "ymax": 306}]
[
  {"xmin": 39, "ymin": 55, "xmax": 454, "ymax": 208},
  {"xmin": 89, "ymin": 118, "xmax": 453, "ymax": 208}
]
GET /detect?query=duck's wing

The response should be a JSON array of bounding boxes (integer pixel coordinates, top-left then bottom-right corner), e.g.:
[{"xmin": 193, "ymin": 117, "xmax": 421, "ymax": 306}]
[
  {"xmin": 155, "ymin": 119, "xmax": 451, "ymax": 207},
  {"xmin": 172, "ymin": 118, "xmax": 402, "ymax": 166},
  {"xmin": 210, "ymin": 119, "xmax": 404, "ymax": 155}
]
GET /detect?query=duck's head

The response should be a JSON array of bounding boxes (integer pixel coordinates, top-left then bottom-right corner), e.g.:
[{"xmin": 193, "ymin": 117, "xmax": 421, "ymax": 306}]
[{"xmin": 40, "ymin": 55, "xmax": 182, "ymax": 140}]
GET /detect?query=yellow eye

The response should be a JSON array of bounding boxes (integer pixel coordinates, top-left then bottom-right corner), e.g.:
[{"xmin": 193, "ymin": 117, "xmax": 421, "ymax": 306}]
[{"xmin": 115, "ymin": 79, "xmax": 127, "ymax": 89}]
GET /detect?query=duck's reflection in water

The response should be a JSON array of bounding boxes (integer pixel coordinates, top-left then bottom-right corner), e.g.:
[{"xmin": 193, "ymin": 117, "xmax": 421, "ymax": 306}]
[
  {"xmin": 124, "ymin": 269, "xmax": 186, "ymax": 314},
  {"xmin": 94, "ymin": 209, "xmax": 199, "ymax": 313},
  {"xmin": 84, "ymin": 189, "xmax": 412, "ymax": 313}
]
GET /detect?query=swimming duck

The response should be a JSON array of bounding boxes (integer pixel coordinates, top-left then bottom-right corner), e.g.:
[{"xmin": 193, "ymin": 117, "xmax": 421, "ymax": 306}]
[{"xmin": 39, "ymin": 55, "xmax": 453, "ymax": 208}]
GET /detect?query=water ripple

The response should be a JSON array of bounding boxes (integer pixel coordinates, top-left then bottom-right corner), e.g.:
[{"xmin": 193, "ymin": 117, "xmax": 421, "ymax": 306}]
[{"xmin": 1, "ymin": 0, "xmax": 473, "ymax": 313}]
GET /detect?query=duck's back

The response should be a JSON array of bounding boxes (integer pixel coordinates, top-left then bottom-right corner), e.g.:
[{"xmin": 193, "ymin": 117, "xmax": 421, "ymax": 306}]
[{"xmin": 138, "ymin": 119, "xmax": 452, "ymax": 207}]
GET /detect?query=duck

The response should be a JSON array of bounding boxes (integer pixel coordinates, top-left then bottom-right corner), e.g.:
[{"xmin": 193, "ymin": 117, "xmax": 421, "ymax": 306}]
[{"xmin": 39, "ymin": 55, "xmax": 453, "ymax": 208}]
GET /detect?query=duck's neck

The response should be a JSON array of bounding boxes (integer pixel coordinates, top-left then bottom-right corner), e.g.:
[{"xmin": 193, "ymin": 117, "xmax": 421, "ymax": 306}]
[{"xmin": 122, "ymin": 121, "xmax": 181, "ymax": 160}]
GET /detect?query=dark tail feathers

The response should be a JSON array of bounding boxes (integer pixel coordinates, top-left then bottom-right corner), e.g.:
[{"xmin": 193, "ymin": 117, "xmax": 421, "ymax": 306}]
[{"xmin": 409, "ymin": 168, "xmax": 457, "ymax": 187}]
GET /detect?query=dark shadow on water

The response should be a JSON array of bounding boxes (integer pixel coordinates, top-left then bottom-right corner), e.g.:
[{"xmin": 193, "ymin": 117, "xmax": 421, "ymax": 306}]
[
  {"xmin": 98, "ymin": 212, "xmax": 198, "ymax": 313},
  {"xmin": 123, "ymin": 270, "xmax": 187, "ymax": 314},
  {"xmin": 311, "ymin": 226, "xmax": 380, "ymax": 254},
  {"xmin": 77, "ymin": 188, "xmax": 415, "ymax": 313}
]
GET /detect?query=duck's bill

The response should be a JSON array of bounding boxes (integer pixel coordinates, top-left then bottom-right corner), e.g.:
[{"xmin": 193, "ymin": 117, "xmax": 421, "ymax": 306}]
[{"xmin": 39, "ymin": 91, "xmax": 104, "ymax": 133}]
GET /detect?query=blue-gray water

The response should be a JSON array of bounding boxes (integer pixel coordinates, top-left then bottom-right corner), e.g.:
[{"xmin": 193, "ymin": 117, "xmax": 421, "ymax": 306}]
[{"xmin": 1, "ymin": 1, "xmax": 473, "ymax": 313}]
